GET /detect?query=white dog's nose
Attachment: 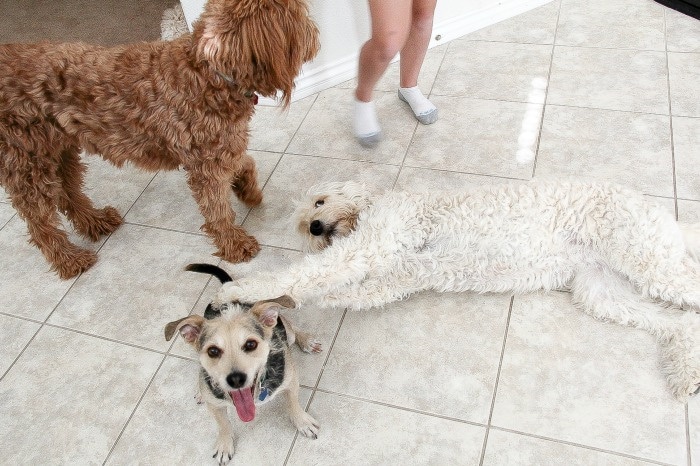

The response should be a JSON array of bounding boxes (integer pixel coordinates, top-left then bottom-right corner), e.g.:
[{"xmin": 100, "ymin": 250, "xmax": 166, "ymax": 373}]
[{"xmin": 309, "ymin": 220, "xmax": 324, "ymax": 236}]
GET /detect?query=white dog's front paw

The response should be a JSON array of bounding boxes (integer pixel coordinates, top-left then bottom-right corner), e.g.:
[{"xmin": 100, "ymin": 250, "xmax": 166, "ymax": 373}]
[
  {"xmin": 293, "ymin": 411, "xmax": 320, "ymax": 439},
  {"xmin": 213, "ymin": 435, "xmax": 235, "ymax": 465},
  {"xmin": 215, "ymin": 282, "xmax": 244, "ymax": 305}
]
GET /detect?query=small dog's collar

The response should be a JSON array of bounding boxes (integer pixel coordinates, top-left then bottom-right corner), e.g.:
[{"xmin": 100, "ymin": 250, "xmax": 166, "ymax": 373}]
[{"xmin": 215, "ymin": 71, "xmax": 258, "ymax": 104}]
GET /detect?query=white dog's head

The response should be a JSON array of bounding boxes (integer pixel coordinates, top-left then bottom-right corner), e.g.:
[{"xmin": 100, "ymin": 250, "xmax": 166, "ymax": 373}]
[{"xmin": 294, "ymin": 181, "xmax": 372, "ymax": 252}]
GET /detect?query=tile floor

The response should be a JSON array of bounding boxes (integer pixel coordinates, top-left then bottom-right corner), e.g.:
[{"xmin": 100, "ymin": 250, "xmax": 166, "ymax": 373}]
[{"xmin": 1, "ymin": 0, "xmax": 700, "ymax": 464}]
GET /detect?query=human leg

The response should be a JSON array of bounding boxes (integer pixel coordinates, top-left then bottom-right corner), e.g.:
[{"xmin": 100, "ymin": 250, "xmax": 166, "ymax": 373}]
[
  {"xmin": 354, "ymin": 0, "xmax": 412, "ymax": 146},
  {"xmin": 398, "ymin": 0, "xmax": 438, "ymax": 124}
]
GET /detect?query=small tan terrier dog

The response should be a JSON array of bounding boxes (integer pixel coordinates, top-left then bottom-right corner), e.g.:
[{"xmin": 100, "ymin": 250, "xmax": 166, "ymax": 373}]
[{"xmin": 165, "ymin": 264, "xmax": 321, "ymax": 465}]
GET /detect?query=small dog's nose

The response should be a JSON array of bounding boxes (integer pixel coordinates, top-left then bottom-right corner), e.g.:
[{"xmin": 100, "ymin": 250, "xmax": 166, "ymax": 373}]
[
  {"xmin": 226, "ymin": 371, "xmax": 247, "ymax": 389},
  {"xmin": 309, "ymin": 220, "xmax": 324, "ymax": 236}
]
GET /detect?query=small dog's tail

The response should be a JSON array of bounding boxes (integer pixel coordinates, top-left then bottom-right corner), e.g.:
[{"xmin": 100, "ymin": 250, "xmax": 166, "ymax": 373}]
[
  {"xmin": 185, "ymin": 263, "xmax": 233, "ymax": 283},
  {"xmin": 681, "ymin": 223, "xmax": 700, "ymax": 262}
]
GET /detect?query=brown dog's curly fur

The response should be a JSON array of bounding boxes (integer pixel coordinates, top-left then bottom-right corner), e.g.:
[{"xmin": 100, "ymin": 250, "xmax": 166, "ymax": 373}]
[{"xmin": 0, "ymin": 0, "xmax": 319, "ymax": 279}]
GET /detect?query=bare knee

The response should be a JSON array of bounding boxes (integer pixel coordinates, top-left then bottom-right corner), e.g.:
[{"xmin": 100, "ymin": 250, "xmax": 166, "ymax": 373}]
[{"xmin": 367, "ymin": 32, "xmax": 405, "ymax": 63}]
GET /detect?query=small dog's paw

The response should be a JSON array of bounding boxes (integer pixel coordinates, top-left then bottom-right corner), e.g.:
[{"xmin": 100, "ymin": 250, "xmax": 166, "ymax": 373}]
[
  {"xmin": 293, "ymin": 411, "xmax": 320, "ymax": 439},
  {"xmin": 194, "ymin": 391, "xmax": 203, "ymax": 405},
  {"xmin": 213, "ymin": 435, "xmax": 234, "ymax": 465},
  {"xmin": 302, "ymin": 338, "xmax": 323, "ymax": 354}
]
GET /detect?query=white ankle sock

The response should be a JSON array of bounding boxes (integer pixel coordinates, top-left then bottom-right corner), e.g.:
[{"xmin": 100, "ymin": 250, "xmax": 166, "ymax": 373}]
[
  {"xmin": 353, "ymin": 99, "xmax": 382, "ymax": 146},
  {"xmin": 398, "ymin": 86, "xmax": 438, "ymax": 124}
]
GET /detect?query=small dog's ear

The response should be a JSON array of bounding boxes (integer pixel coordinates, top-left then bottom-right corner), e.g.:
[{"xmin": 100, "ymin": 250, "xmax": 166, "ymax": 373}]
[
  {"xmin": 250, "ymin": 302, "xmax": 286, "ymax": 328},
  {"xmin": 260, "ymin": 295, "xmax": 296, "ymax": 309},
  {"xmin": 164, "ymin": 315, "xmax": 205, "ymax": 344}
]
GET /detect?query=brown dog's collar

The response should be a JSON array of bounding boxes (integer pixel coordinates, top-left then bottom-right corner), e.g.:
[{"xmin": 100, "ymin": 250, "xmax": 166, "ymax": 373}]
[{"xmin": 215, "ymin": 71, "xmax": 258, "ymax": 104}]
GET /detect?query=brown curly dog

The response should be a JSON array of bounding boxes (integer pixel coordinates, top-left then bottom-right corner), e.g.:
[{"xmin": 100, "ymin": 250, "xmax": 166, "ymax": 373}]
[{"xmin": 0, "ymin": 0, "xmax": 319, "ymax": 279}]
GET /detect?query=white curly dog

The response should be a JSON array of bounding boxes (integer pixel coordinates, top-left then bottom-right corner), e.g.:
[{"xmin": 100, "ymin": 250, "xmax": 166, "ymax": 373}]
[{"xmin": 216, "ymin": 180, "xmax": 700, "ymax": 400}]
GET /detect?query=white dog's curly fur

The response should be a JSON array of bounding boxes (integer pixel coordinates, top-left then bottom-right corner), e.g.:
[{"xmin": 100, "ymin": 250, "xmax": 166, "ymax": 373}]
[{"xmin": 217, "ymin": 180, "xmax": 700, "ymax": 400}]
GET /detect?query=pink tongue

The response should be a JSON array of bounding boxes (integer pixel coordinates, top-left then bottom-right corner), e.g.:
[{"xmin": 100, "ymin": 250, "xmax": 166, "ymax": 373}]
[{"xmin": 230, "ymin": 388, "xmax": 256, "ymax": 422}]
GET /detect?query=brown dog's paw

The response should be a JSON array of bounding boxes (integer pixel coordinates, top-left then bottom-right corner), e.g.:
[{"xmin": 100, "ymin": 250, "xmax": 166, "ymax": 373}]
[
  {"xmin": 76, "ymin": 206, "xmax": 124, "ymax": 241},
  {"xmin": 215, "ymin": 234, "xmax": 261, "ymax": 263},
  {"xmin": 232, "ymin": 183, "xmax": 263, "ymax": 208},
  {"xmin": 52, "ymin": 247, "xmax": 98, "ymax": 279}
]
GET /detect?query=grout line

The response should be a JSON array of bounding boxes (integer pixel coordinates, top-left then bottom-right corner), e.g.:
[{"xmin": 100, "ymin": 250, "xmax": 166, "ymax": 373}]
[
  {"xmin": 686, "ymin": 403, "xmax": 693, "ymax": 466},
  {"xmin": 479, "ymin": 295, "xmax": 515, "ymax": 465},
  {"xmin": 0, "ymin": 324, "xmax": 43, "ymax": 383},
  {"xmin": 531, "ymin": 0, "xmax": 563, "ymax": 179},
  {"xmin": 310, "ymin": 386, "xmax": 487, "ymax": 428},
  {"xmin": 283, "ymin": 307, "xmax": 349, "ymax": 465},
  {"xmin": 661, "ymin": 8, "xmax": 680, "ymax": 222},
  {"xmin": 102, "ymin": 354, "xmax": 169, "ymax": 465},
  {"xmin": 489, "ymin": 426, "xmax": 676, "ymax": 466}
]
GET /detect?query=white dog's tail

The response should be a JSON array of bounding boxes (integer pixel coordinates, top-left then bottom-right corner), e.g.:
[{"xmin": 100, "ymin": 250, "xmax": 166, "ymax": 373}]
[
  {"xmin": 681, "ymin": 223, "xmax": 700, "ymax": 262},
  {"xmin": 571, "ymin": 264, "xmax": 700, "ymax": 400}
]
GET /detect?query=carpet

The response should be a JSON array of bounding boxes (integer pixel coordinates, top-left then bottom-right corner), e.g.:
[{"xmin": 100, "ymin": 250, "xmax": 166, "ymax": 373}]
[{"xmin": 160, "ymin": 3, "xmax": 189, "ymax": 41}]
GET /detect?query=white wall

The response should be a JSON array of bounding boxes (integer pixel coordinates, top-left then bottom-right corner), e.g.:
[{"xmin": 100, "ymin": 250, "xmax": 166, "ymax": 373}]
[{"xmin": 181, "ymin": 0, "xmax": 553, "ymax": 105}]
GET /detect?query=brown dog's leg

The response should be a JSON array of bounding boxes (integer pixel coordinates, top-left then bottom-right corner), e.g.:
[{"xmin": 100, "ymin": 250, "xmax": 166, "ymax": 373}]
[
  {"xmin": 187, "ymin": 163, "xmax": 260, "ymax": 263},
  {"xmin": 56, "ymin": 147, "xmax": 123, "ymax": 241},
  {"xmin": 231, "ymin": 153, "xmax": 263, "ymax": 207},
  {"xmin": 4, "ymin": 154, "xmax": 97, "ymax": 279}
]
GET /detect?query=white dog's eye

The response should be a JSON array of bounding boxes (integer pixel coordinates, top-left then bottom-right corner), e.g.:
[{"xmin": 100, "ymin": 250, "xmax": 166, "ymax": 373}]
[{"xmin": 314, "ymin": 199, "xmax": 324, "ymax": 208}]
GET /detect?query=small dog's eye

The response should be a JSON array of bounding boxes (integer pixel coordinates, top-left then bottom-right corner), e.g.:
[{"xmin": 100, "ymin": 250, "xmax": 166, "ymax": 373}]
[
  {"xmin": 243, "ymin": 340, "xmax": 258, "ymax": 352},
  {"xmin": 314, "ymin": 199, "xmax": 324, "ymax": 208},
  {"xmin": 207, "ymin": 346, "xmax": 222, "ymax": 358}
]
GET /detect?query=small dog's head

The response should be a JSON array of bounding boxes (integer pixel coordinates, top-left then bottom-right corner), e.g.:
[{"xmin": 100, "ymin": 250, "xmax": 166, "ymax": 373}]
[
  {"xmin": 294, "ymin": 181, "xmax": 372, "ymax": 252},
  {"xmin": 165, "ymin": 264, "xmax": 296, "ymax": 422},
  {"xmin": 165, "ymin": 295, "xmax": 295, "ymax": 423},
  {"xmin": 192, "ymin": 0, "xmax": 320, "ymax": 107}
]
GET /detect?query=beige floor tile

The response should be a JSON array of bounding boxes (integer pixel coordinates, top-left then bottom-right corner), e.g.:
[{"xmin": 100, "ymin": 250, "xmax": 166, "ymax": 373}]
[
  {"xmin": 107, "ymin": 356, "xmax": 313, "ymax": 465},
  {"xmin": 465, "ymin": 0, "xmax": 560, "ymax": 44},
  {"xmin": 432, "ymin": 41, "xmax": 552, "ymax": 103},
  {"xmin": 250, "ymin": 94, "xmax": 317, "ymax": 153},
  {"xmin": 678, "ymin": 199, "xmax": 700, "ymax": 223},
  {"xmin": 483, "ymin": 429, "xmax": 655, "ymax": 465},
  {"xmin": 674, "ymin": 116, "xmax": 700, "ymax": 200},
  {"xmin": 0, "ymin": 217, "xmax": 93, "ymax": 320},
  {"xmin": 548, "ymin": 46, "xmax": 669, "ymax": 114},
  {"xmin": 0, "ymin": 315, "xmax": 39, "ymax": 375},
  {"xmin": 125, "ymin": 150, "xmax": 280, "ymax": 233},
  {"xmin": 665, "ymin": 7, "xmax": 700, "ymax": 52},
  {"xmin": 82, "ymin": 155, "xmax": 156, "ymax": 215},
  {"xmin": 689, "ymin": 397, "xmax": 700, "ymax": 466},
  {"xmin": 286, "ymin": 88, "xmax": 417, "ymax": 165},
  {"xmin": 0, "ymin": 326, "xmax": 162, "ymax": 464},
  {"xmin": 668, "ymin": 52, "xmax": 700, "ymax": 117},
  {"xmin": 288, "ymin": 390, "xmax": 486, "ymax": 464},
  {"xmin": 319, "ymin": 292, "xmax": 511, "ymax": 424},
  {"xmin": 405, "ymin": 96, "xmax": 538, "ymax": 179},
  {"xmin": 556, "ymin": 0, "xmax": 665, "ymax": 50},
  {"xmin": 536, "ymin": 105, "xmax": 673, "ymax": 197},
  {"xmin": 170, "ymin": 247, "xmax": 343, "ymax": 388},
  {"xmin": 492, "ymin": 292, "xmax": 687, "ymax": 464},
  {"xmin": 0, "ymin": 201, "xmax": 14, "ymax": 227},
  {"xmin": 47, "ymin": 224, "xmax": 216, "ymax": 350},
  {"xmin": 242, "ymin": 154, "xmax": 399, "ymax": 249}
]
